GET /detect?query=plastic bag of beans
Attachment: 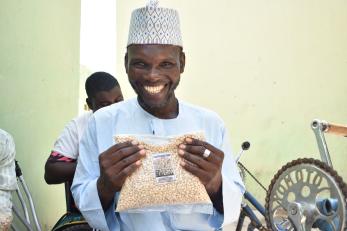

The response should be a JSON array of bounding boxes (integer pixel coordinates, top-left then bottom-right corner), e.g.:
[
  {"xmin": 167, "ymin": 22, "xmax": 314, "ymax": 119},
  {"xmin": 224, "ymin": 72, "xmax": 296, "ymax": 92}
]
[{"xmin": 114, "ymin": 133, "xmax": 212, "ymax": 214}]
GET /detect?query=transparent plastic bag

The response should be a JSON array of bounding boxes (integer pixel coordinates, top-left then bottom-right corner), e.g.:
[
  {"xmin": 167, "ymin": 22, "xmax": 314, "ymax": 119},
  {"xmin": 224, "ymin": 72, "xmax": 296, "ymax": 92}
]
[{"xmin": 115, "ymin": 133, "xmax": 213, "ymax": 214}]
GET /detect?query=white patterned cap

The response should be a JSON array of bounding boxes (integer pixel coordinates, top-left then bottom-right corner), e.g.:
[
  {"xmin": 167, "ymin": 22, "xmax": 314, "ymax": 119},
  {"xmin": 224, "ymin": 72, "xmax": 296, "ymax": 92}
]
[{"xmin": 127, "ymin": 0, "xmax": 183, "ymax": 47}]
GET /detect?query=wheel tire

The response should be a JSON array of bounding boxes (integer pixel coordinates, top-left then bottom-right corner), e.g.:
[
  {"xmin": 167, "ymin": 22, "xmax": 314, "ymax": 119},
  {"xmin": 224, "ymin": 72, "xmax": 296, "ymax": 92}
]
[{"xmin": 59, "ymin": 223, "xmax": 93, "ymax": 231}]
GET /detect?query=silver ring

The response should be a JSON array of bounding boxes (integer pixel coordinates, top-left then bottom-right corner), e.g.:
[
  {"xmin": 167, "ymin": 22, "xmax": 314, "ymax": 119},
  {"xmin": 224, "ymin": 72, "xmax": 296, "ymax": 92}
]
[{"xmin": 203, "ymin": 148, "xmax": 211, "ymax": 158}]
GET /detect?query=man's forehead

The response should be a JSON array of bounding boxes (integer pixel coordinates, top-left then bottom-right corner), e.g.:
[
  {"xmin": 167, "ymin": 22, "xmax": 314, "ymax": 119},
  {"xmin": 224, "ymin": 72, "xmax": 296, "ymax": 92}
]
[
  {"xmin": 127, "ymin": 44, "xmax": 181, "ymax": 58},
  {"xmin": 94, "ymin": 86, "xmax": 122, "ymax": 99}
]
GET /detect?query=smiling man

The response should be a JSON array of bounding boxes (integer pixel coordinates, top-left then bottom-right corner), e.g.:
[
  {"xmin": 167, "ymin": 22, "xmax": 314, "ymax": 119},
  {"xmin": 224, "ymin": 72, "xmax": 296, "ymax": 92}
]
[{"xmin": 71, "ymin": 1, "xmax": 244, "ymax": 230}]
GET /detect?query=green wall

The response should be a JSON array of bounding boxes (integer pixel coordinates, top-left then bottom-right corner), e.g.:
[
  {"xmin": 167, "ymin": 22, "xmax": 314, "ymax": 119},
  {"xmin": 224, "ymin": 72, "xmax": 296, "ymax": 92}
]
[
  {"xmin": 117, "ymin": 0, "xmax": 347, "ymax": 206},
  {"xmin": 1, "ymin": 0, "xmax": 346, "ymax": 229},
  {"xmin": 0, "ymin": 0, "xmax": 80, "ymax": 230}
]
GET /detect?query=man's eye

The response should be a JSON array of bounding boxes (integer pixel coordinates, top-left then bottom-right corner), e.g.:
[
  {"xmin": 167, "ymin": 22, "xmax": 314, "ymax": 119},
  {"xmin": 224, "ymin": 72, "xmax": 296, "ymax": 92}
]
[
  {"xmin": 133, "ymin": 62, "xmax": 146, "ymax": 68},
  {"xmin": 161, "ymin": 62, "xmax": 174, "ymax": 68}
]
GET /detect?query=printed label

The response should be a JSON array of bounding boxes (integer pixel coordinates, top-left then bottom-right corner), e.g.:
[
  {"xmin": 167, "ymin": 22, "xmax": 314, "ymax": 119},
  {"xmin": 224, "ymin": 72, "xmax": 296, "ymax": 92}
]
[{"xmin": 152, "ymin": 153, "xmax": 176, "ymax": 183}]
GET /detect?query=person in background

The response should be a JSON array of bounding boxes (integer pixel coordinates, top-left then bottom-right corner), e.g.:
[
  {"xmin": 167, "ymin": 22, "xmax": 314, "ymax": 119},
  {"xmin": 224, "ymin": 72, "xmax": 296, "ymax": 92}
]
[
  {"xmin": 71, "ymin": 1, "xmax": 245, "ymax": 230},
  {"xmin": 44, "ymin": 72, "xmax": 123, "ymax": 211},
  {"xmin": 0, "ymin": 129, "xmax": 16, "ymax": 231}
]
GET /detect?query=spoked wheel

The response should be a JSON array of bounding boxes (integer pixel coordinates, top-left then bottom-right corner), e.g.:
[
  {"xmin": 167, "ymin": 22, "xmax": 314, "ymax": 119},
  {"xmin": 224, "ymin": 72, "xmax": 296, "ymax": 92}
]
[{"xmin": 265, "ymin": 158, "xmax": 347, "ymax": 231}]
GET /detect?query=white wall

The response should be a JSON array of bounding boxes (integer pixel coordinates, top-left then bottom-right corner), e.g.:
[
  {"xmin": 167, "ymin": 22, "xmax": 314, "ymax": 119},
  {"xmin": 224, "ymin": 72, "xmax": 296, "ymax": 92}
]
[{"xmin": 79, "ymin": 0, "xmax": 117, "ymax": 113}]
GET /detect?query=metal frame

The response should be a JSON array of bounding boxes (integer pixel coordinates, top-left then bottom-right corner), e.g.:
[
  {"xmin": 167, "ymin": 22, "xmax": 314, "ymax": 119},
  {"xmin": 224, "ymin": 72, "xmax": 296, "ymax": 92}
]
[
  {"xmin": 235, "ymin": 142, "xmax": 268, "ymax": 231},
  {"xmin": 236, "ymin": 191, "xmax": 267, "ymax": 231},
  {"xmin": 11, "ymin": 161, "xmax": 42, "ymax": 231},
  {"xmin": 311, "ymin": 119, "xmax": 333, "ymax": 167}
]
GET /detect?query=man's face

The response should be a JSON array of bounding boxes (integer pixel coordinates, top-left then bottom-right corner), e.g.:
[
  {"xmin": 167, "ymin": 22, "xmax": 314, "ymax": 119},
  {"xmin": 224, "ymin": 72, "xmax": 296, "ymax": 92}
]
[
  {"xmin": 125, "ymin": 44, "xmax": 185, "ymax": 110},
  {"xmin": 87, "ymin": 86, "xmax": 123, "ymax": 112}
]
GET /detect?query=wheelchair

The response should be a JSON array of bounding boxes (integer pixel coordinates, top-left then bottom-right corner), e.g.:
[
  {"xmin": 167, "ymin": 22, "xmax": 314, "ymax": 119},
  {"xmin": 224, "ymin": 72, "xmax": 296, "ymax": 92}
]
[{"xmin": 12, "ymin": 161, "xmax": 93, "ymax": 231}]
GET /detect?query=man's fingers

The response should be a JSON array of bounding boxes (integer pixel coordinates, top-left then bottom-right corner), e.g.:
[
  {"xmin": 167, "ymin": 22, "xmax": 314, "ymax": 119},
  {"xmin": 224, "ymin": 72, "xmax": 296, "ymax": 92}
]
[
  {"xmin": 104, "ymin": 161, "xmax": 141, "ymax": 192},
  {"xmin": 112, "ymin": 144, "xmax": 144, "ymax": 161},
  {"xmin": 107, "ymin": 141, "xmax": 135, "ymax": 153},
  {"xmin": 117, "ymin": 161, "xmax": 142, "ymax": 179},
  {"xmin": 114, "ymin": 149, "xmax": 146, "ymax": 171},
  {"xmin": 180, "ymin": 160, "xmax": 210, "ymax": 184},
  {"xmin": 103, "ymin": 139, "xmax": 141, "ymax": 157},
  {"xmin": 178, "ymin": 143, "xmax": 221, "ymax": 165},
  {"xmin": 178, "ymin": 149, "xmax": 216, "ymax": 171},
  {"xmin": 100, "ymin": 143, "xmax": 144, "ymax": 168},
  {"xmin": 99, "ymin": 141, "xmax": 132, "ymax": 162},
  {"xmin": 183, "ymin": 138, "xmax": 224, "ymax": 159}
]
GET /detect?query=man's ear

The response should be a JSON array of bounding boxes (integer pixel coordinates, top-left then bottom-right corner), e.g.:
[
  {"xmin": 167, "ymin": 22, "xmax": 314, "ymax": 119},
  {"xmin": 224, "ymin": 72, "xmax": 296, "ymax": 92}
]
[
  {"xmin": 124, "ymin": 53, "xmax": 129, "ymax": 73},
  {"xmin": 86, "ymin": 98, "xmax": 92, "ymax": 111},
  {"xmin": 179, "ymin": 51, "xmax": 185, "ymax": 73}
]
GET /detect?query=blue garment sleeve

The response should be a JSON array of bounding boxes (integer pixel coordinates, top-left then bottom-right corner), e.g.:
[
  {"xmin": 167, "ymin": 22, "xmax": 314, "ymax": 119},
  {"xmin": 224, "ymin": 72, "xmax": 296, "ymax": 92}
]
[
  {"xmin": 208, "ymin": 208, "xmax": 224, "ymax": 228},
  {"xmin": 71, "ymin": 116, "xmax": 119, "ymax": 231}
]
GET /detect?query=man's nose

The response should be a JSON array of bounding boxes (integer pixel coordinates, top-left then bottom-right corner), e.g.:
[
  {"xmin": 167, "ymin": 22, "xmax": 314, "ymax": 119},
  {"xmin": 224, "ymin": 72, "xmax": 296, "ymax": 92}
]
[{"xmin": 145, "ymin": 67, "xmax": 161, "ymax": 80}]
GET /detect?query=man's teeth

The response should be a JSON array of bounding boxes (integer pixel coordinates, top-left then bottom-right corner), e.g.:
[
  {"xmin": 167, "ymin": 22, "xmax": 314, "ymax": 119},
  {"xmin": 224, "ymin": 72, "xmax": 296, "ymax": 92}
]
[{"xmin": 144, "ymin": 85, "xmax": 164, "ymax": 94}]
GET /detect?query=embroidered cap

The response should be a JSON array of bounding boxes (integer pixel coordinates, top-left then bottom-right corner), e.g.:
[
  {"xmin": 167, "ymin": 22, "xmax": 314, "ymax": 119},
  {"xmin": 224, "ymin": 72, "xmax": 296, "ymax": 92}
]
[{"xmin": 127, "ymin": 0, "xmax": 183, "ymax": 47}]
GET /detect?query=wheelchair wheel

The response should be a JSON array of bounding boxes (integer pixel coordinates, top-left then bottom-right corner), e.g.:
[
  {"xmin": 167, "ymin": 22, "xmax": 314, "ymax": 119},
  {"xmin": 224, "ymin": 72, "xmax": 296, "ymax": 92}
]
[
  {"xmin": 58, "ymin": 223, "xmax": 92, "ymax": 231},
  {"xmin": 52, "ymin": 212, "xmax": 93, "ymax": 231}
]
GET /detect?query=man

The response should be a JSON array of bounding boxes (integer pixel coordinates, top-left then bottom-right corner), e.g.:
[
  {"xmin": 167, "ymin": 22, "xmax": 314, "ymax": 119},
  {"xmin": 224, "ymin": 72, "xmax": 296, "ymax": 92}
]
[
  {"xmin": 0, "ymin": 129, "xmax": 16, "ymax": 231},
  {"xmin": 72, "ymin": 1, "xmax": 244, "ymax": 230},
  {"xmin": 44, "ymin": 72, "xmax": 123, "ymax": 216},
  {"xmin": 45, "ymin": 72, "xmax": 123, "ymax": 230}
]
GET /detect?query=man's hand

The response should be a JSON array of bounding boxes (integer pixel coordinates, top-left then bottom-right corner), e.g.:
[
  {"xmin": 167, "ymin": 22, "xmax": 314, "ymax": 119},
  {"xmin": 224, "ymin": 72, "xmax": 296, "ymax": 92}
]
[
  {"xmin": 97, "ymin": 140, "xmax": 146, "ymax": 210},
  {"xmin": 178, "ymin": 137, "xmax": 224, "ymax": 213}
]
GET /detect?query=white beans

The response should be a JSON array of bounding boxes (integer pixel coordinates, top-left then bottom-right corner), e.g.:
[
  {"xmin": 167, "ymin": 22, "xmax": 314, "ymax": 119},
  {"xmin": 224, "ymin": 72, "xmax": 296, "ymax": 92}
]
[{"xmin": 115, "ymin": 134, "xmax": 211, "ymax": 212}]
